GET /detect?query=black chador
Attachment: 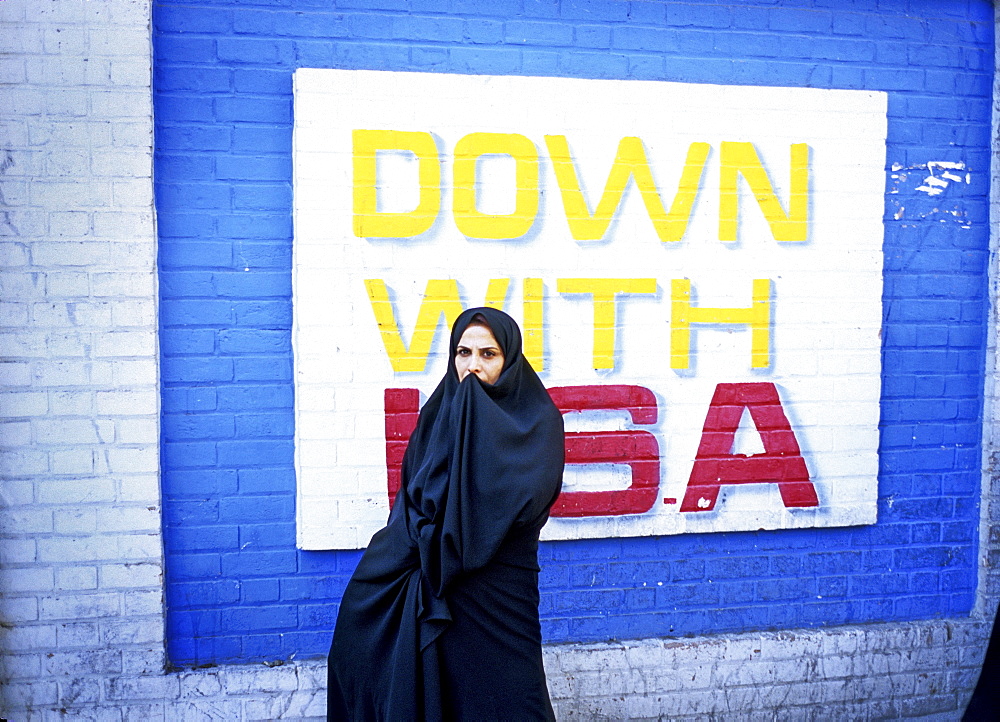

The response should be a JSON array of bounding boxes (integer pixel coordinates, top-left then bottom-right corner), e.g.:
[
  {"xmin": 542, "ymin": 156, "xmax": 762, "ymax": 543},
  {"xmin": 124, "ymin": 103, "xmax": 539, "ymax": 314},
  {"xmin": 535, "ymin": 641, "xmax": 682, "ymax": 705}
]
[{"xmin": 328, "ymin": 307, "xmax": 564, "ymax": 721}]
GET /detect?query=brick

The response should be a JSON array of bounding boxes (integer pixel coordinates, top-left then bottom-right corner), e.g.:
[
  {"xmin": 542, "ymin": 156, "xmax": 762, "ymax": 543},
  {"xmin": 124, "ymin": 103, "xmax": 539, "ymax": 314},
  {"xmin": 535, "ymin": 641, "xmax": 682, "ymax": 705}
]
[
  {"xmin": 218, "ymin": 329, "xmax": 289, "ymax": 354},
  {"xmin": 505, "ymin": 20, "xmax": 574, "ymax": 45},
  {"xmin": 154, "ymin": 4, "xmax": 231, "ymax": 33},
  {"xmin": 217, "ymin": 439, "xmax": 292, "ymax": 466},
  {"xmin": 39, "ymin": 592, "xmax": 122, "ymax": 621},
  {"xmin": 0, "ymin": 679, "xmax": 62, "ymax": 712},
  {"xmin": 90, "ymin": 271, "xmax": 155, "ymax": 297},
  {"xmin": 46, "ymin": 448, "xmax": 100, "ymax": 483},
  {"xmin": 228, "ymin": 127, "xmax": 289, "ymax": 156},
  {"xmin": 122, "ymin": 645, "xmax": 166, "ymax": 676},
  {"xmin": 217, "ymin": 384, "xmax": 293, "ymax": 410},
  {"xmin": 232, "ymin": 299, "xmax": 291, "ymax": 326},
  {"xmin": 0, "ymin": 361, "xmax": 31, "ymax": 386},
  {"xmin": 0, "ymin": 538, "xmax": 37, "ymax": 566},
  {"xmin": 218, "ymin": 494, "xmax": 294, "ymax": 523},
  {"xmin": 111, "ymin": 299, "xmax": 156, "ymax": 327},
  {"xmin": 463, "ymin": 18, "xmax": 503, "ymax": 44},
  {"xmin": 234, "ymin": 413, "xmax": 294, "ymax": 438},
  {"xmin": 93, "ymin": 330, "xmax": 156, "ymax": 358},
  {"xmin": 157, "ymin": 125, "xmax": 231, "ymax": 153},
  {"xmin": 449, "ymin": 46, "xmax": 522, "ymax": 75},
  {"xmin": 240, "ymin": 578, "xmax": 281, "ymax": 605},
  {"xmin": 165, "ymin": 525, "xmax": 239, "ymax": 554},
  {"xmin": 93, "ymin": 390, "xmax": 157, "ymax": 416},
  {"xmin": 0, "ymin": 420, "xmax": 32, "ymax": 446},
  {"xmin": 0, "ymin": 650, "xmax": 43, "ymax": 682},
  {"xmin": 173, "ymin": 699, "xmax": 243, "ymax": 720},
  {"xmin": 233, "ymin": 357, "xmax": 292, "ymax": 381},
  {"xmin": 557, "ymin": 0, "xmax": 628, "ymax": 21},
  {"xmin": 43, "ymin": 271, "xmax": 90, "ymax": 297},
  {"xmin": 666, "ymin": 4, "xmax": 731, "ymax": 29},
  {"xmin": 154, "ymin": 36, "xmax": 217, "ymax": 65},
  {"xmin": 122, "ymin": 588, "xmax": 165, "ymax": 616},
  {"xmin": 220, "ymin": 604, "xmax": 296, "ymax": 632},
  {"xmin": 0, "ymin": 568, "xmax": 54, "ymax": 594},
  {"xmin": 0, "ymin": 391, "xmax": 48, "ymax": 417},
  {"xmin": 237, "ymin": 467, "xmax": 295, "ymax": 494},
  {"xmin": 56, "ymin": 566, "xmax": 99, "ymax": 592},
  {"xmin": 99, "ymin": 563, "xmax": 163, "ymax": 589},
  {"xmin": 57, "ymin": 621, "xmax": 102, "ymax": 649},
  {"xmin": 106, "ymin": 446, "xmax": 159, "ymax": 474},
  {"xmin": 96, "ymin": 507, "xmax": 160, "ymax": 535},
  {"xmin": 105, "ymin": 675, "xmax": 179, "ymax": 702},
  {"xmin": 36, "ymin": 418, "xmax": 114, "ymax": 445},
  {"xmin": 214, "ymin": 95, "xmax": 292, "ymax": 125},
  {"xmin": 164, "ymin": 413, "xmax": 235, "ymax": 441},
  {"xmin": 215, "ymin": 155, "xmax": 291, "ymax": 182},
  {"xmin": 33, "ymin": 300, "xmax": 114, "ymax": 327},
  {"xmin": 0, "ymin": 329, "xmax": 47, "ymax": 358},
  {"xmin": 0, "ymin": 242, "xmax": 30, "ymax": 267},
  {"xmin": 239, "ymin": 523, "xmax": 295, "ymax": 549}
]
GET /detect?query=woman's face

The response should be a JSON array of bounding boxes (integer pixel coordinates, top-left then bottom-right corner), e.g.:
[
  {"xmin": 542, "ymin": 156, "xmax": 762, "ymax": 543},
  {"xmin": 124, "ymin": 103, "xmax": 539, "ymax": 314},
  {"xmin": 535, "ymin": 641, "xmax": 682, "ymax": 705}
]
[{"xmin": 455, "ymin": 323, "xmax": 505, "ymax": 385}]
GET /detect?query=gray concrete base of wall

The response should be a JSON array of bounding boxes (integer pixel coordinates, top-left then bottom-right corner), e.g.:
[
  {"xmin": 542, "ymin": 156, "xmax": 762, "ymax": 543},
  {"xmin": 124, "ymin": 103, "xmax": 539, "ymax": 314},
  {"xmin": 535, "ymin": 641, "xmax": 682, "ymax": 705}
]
[
  {"xmin": 545, "ymin": 619, "xmax": 987, "ymax": 720},
  {"xmin": 7, "ymin": 618, "xmax": 981, "ymax": 721}
]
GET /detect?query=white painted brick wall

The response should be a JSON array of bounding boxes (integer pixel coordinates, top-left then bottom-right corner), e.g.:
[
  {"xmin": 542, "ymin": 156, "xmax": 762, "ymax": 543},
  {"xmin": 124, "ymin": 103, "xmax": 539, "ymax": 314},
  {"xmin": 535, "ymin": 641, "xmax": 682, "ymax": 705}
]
[
  {"xmin": 0, "ymin": 1, "xmax": 998, "ymax": 720},
  {"xmin": 0, "ymin": 0, "xmax": 164, "ymax": 719}
]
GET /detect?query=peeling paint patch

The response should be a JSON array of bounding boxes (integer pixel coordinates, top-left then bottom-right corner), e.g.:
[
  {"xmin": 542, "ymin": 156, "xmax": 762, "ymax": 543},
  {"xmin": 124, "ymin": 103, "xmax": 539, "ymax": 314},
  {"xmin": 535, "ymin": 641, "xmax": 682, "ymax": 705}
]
[
  {"xmin": 915, "ymin": 161, "xmax": 969, "ymax": 196},
  {"xmin": 889, "ymin": 161, "xmax": 971, "ymax": 197},
  {"xmin": 887, "ymin": 161, "xmax": 973, "ymax": 226}
]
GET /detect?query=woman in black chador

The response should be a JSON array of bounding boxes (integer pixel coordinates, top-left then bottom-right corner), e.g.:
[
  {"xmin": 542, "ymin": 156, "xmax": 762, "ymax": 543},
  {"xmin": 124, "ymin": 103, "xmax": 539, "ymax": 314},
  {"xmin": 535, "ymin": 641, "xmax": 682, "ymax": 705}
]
[{"xmin": 328, "ymin": 307, "xmax": 565, "ymax": 721}]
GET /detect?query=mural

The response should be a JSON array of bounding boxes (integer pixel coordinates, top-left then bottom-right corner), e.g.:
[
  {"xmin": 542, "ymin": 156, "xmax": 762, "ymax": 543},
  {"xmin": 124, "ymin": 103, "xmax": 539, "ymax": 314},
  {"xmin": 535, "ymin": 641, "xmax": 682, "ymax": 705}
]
[{"xmin": 292, "ymin": 69, "xmax": 887, "ymax": 550}]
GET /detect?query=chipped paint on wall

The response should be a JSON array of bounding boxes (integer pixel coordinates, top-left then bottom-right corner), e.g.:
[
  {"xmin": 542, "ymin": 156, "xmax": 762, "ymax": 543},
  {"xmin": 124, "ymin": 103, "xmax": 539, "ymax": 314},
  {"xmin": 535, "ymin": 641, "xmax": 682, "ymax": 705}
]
[{"xmin": 888, "ymin": 161, "xmax": 973, "ymax": 228}]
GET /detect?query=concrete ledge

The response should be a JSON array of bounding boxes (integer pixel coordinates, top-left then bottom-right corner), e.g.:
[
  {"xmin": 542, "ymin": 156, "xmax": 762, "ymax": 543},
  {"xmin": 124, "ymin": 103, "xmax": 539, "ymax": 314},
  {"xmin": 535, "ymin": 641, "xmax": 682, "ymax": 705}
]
[{"xmin": 7, "ymin": 618, "xmax": 980, "ymax": 720}]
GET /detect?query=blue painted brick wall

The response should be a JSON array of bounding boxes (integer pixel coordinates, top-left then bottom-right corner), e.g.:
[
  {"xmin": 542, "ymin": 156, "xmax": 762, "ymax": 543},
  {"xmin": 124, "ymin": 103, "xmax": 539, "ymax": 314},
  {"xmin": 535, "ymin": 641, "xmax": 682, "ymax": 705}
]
[{"xmin": 154, "ymin": 0, "xmax": 994, "ymax": 666}]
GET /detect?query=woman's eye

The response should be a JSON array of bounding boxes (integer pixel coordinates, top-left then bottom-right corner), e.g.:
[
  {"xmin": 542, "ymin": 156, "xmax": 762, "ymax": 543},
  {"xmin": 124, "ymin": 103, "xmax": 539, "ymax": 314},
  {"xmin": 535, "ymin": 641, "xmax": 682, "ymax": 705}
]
[{"xmin": 457, "ymin": 348, "xmax": 470, "ymax": 356}]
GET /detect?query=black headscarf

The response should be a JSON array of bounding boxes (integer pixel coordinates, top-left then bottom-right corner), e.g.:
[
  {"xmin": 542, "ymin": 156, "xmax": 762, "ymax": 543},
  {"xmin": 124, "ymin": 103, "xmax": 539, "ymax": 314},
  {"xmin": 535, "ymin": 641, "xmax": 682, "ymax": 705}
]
[
  {"xmin": 396, "ymin": 306, "xmax": 565, "ymax": 641},
  {"xmin": 328, "ymin": 307, "xmax": 564, "ymax": 721},
  {"xmin": 399, "ymin": 308, "xmax": 564, "ymax": 577}
]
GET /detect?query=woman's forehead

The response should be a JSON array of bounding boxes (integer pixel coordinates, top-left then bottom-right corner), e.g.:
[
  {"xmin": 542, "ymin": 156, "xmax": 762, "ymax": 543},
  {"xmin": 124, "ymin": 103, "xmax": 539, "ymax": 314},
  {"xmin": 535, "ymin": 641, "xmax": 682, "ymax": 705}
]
[{"xmin": 457, "ymin": 323, "xmax": 501, "ymax": 347}]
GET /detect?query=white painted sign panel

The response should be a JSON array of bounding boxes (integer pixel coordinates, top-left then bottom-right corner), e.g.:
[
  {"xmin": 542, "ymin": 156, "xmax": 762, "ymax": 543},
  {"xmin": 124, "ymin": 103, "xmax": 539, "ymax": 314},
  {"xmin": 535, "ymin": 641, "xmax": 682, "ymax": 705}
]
[{"xmin": 293, "ymin": 69, "xmax": 887, "ymax": 550}]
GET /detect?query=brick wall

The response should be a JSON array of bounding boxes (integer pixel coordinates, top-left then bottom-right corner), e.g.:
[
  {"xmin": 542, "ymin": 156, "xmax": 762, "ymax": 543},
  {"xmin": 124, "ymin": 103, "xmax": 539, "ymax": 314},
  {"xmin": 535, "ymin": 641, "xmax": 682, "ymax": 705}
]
[
  {"xmin": 0, "ymin": 0, "xmax": 164, "ymax": 716},
  {"xmin": 1, "ymin": 0, "xmax": 999, "ymax": 719},
  {"xmin": 155, "ymin": 0, "xmax": 993, "ymax": 668}
]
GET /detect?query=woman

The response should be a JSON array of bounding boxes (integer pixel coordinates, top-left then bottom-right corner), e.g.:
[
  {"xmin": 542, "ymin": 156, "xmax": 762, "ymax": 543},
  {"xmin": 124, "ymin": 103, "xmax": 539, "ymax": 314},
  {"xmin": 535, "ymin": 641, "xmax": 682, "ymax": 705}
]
[{"xmin": 328, "ymin": 307, "xmax": 565, "ymax": 721}]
